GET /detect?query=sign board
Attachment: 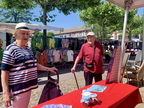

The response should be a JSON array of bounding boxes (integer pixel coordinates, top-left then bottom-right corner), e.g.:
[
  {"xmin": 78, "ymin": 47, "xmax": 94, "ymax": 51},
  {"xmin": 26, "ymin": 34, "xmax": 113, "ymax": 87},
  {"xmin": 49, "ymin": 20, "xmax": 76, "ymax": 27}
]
[{"xmin": 106, "ymin": 46, "xmax": 122, "ymax": 84}]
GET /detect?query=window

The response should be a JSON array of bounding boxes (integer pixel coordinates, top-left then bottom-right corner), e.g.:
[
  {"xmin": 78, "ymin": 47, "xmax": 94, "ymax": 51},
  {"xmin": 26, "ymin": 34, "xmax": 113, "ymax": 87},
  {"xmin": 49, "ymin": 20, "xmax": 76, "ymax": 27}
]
[
  {"xmin": 74, "ymin": 33, "xmax": 77, "ymax": 36},
  {"xmin": 85, "ymin": 31, "xmax": 88, "ymax": 35},
  {"xmin": 79, "ymin": 32, "xmax": 82, "ymax": 36}
]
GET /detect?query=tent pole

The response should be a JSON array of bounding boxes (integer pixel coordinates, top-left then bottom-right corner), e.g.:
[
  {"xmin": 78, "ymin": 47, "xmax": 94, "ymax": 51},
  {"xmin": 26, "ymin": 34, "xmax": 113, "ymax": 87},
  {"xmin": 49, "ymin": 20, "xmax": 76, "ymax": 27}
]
[
  {"xmin": 118, "ymin": 8, "xmax": 129, "ymax": 82},
  {"xmin": 142, "ymin": 7, "xmax": 144, "ymax": 60}
]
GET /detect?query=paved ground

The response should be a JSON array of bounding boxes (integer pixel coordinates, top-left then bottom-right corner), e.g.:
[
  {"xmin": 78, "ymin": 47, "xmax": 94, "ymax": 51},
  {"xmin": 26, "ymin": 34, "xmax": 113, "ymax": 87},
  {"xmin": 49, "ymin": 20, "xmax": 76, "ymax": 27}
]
[{"xmin": 0, "ymin": 60, "xmax": 144, "ymax": 108}]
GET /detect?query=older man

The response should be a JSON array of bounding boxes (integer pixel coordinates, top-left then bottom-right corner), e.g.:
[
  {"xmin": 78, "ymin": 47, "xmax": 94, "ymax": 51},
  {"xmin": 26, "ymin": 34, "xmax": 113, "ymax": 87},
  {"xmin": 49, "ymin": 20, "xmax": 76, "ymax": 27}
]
[{"xmin": 71, "ymin": 32, "xmax": 104, "ymax": 86}]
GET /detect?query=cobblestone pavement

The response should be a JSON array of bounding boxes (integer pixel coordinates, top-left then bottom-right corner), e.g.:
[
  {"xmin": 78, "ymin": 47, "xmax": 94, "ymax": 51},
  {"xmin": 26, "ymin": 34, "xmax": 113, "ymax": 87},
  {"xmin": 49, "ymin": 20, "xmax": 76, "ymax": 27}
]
[{"xmin": 0, "ymin": 63, "xmax": 144, "ymax": 108}]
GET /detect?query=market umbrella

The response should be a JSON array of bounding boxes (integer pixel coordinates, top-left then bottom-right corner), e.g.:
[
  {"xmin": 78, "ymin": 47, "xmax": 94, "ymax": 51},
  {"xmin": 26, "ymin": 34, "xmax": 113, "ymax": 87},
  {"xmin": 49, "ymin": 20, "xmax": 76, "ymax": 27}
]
[{"xmin": 106, "ymin": 0, "xmax": 144, "ymax": 82}]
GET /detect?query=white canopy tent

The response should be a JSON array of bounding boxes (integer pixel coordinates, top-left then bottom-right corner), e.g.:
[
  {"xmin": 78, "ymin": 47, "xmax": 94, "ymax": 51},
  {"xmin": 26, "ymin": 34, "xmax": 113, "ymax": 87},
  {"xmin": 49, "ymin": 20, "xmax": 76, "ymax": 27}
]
[
  {"xmin": 106, "ymin": 0, "xmax": 144, "ymax": 10},
  {"xmin": 106, "ymin": 0, "xmax": 144, "ymax": 82},
  {"xmin": 0, "ymin": 23, "xmax": 63, "ymax": 33}
]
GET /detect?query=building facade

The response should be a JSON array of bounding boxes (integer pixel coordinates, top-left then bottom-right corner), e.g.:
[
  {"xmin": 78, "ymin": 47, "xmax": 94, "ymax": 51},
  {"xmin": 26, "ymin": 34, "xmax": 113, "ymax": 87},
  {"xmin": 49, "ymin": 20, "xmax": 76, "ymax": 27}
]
[{"xmin": 52, "ymin": 25, "xmax": 91, "ymax": 38}]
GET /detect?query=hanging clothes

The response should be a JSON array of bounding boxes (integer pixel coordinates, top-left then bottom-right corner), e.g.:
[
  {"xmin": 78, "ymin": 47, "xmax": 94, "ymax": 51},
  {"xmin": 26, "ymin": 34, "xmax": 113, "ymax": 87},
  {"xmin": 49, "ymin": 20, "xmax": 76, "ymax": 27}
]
[
  {"xmin": 67, "ymin": 50, "xmax": 74, "ymax": 62},
  {"xmin": 37, "ymin": 50, "xmax": 47, "ymax": 66},
  {"xmin": 52, "ymin": 49, "xmax": 60, "ymax": 63},
  {"xmin": 48, "ymin": 38, "xmax": 55, "ymax": 49},
  {"xmin": 61, "ymin": 39, "xmax": 69, "ymax": 49}
]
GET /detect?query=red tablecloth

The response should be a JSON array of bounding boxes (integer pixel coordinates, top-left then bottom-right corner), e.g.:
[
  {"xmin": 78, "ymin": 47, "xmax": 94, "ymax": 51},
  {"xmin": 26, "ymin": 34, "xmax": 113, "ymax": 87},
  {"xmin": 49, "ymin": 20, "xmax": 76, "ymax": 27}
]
[{"xmin": 31, "ymin": 80, "xmax": 142, "ymax": 108}]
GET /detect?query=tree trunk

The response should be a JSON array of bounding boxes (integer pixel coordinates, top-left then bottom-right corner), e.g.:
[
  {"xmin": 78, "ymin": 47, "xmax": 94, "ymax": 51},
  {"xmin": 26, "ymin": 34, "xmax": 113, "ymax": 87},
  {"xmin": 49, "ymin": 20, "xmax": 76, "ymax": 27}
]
[
  {"xmin": 128, "ymin": 30, "xmax": 132, "ymax": 40},
  {"xmin": 43, "ymin": 0, "xmax": 47, "ymax": 50},
  {"xmin": 101, "ymin": 22, "xmax": 105, "ymax": 43}
]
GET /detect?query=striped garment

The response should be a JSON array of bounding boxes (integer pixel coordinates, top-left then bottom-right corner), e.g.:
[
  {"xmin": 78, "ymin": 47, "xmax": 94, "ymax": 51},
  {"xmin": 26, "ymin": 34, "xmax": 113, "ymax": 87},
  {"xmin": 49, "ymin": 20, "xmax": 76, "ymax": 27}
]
[{"xmin": 1, "ymin": 43, "xmax": 38, "ymax": 96}]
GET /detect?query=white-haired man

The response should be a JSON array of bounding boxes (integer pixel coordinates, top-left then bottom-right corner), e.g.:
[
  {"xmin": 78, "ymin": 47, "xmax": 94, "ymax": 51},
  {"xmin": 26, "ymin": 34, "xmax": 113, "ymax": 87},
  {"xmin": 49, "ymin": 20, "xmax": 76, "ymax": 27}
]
[{"xmin": 71, "ymin": 32, "xmax": 104, "ymax": 86}]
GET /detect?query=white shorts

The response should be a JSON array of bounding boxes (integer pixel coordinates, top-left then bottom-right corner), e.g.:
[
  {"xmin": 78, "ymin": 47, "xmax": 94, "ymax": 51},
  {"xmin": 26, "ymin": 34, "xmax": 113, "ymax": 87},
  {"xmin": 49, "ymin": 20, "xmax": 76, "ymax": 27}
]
[{"xmin": 8, "ymin": 90, "xmax": 31, "ymax": 108}]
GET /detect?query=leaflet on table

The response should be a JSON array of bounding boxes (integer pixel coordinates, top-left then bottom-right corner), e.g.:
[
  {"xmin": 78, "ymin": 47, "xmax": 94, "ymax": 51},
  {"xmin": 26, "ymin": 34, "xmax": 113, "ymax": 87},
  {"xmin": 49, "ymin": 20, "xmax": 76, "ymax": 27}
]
[
  {"xmin": 41, "ymin": 104, "xmax": 73, "ymax": 108},
  {"xmin": 86, "ymin": 85, "xmax": 107, "ymax": 92}
]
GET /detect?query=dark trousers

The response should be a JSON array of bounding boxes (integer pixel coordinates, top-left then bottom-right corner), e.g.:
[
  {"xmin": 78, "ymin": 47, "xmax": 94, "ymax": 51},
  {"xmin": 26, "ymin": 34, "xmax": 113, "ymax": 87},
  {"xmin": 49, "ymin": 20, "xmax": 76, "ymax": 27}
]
[{"xmin": 84, "ymin": 71, "xmax": 102, "ymax": 86}]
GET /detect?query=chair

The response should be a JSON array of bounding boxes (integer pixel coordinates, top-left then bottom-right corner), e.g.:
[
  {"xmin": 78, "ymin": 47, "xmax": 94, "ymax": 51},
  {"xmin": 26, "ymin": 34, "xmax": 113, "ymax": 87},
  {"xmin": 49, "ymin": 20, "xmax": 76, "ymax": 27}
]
[
  {"xmin": 123, "ymin": 60, "xmax": 144, "ymax": 87},
  {"xmin": 126, "ymin": 50, "xmax": 142, "ymax": 70},
  {"xmin": 120, "ymin": 53, "xmax": 131, "ymax": 83}
]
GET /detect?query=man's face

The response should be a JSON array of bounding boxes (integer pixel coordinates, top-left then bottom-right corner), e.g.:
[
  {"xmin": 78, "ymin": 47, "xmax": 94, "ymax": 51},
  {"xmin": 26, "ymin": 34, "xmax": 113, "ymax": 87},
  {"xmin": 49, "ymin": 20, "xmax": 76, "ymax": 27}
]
[
  {"xmin": 87, "ymin": 35, "xmax": 96, "ymax": 45},
  {"xmin": 15, "ymin": 30, "xmax": 30, "ymax": 44}
]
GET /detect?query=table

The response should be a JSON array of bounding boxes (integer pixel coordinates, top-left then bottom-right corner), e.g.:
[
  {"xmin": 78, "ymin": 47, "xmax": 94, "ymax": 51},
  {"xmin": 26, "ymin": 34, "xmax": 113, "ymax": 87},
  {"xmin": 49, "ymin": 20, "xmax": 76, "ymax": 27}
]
[{"xmin": 31, "ymin": 80, "xmax": 142, "ymax": 108}]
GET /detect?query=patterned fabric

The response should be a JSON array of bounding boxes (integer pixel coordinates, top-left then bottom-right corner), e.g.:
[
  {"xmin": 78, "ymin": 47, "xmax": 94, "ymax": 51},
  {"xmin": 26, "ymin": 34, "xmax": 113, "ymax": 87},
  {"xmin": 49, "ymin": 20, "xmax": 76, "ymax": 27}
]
[
  {"xmin": 0, "ymin": 48, "xmax": 4, "ymax": 61},
  {"xmin": 48, "ymin": 38, "xmax": 55, "ymax": 49},
  {"xmin": 1, "ymin": 44, "xmax": 38, "ymax": 96},
  {"xmin": 37, "ymin": 50, "xmax": 47, "ymax": 66},
  {"xmin": 61, "ymin": 39, "xmax": 69, "ymax": 48}
]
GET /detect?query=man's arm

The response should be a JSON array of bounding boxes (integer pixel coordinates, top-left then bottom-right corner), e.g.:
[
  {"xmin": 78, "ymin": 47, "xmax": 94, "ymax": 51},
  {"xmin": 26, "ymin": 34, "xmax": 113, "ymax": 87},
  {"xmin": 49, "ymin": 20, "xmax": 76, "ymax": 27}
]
[{"xmin": 71, "ymin": 56, "xmax": 81, "ymax": 73}]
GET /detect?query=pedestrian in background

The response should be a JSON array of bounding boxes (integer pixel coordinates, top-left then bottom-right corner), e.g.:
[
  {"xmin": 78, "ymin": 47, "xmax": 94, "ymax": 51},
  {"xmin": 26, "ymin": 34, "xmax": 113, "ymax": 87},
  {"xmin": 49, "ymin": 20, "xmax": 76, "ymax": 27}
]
[
  {"xmin": 1, "ymin": 22, "xmax": 58, "ymax": 108},
  {"xmin": 71, "ymin": 32, "xmax": 104, "ymax": 86},
  {"xmin": 11, "ymin": 35, "xmax": 16, "ymax": 43}
]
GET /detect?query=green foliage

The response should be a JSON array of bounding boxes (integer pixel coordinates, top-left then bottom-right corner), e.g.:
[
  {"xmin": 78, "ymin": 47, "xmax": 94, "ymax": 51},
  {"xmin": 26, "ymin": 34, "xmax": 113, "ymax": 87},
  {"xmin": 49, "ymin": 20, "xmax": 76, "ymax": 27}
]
[
  {"xmin": 131, "ymin": 27, "xmax": 142, "ymax": 35},
  {"xmin": 0, "ymin": 0, "xmax": 35, "ymax": 9},
  {"xmin": 0, "ymin": 0, "xmax": 101, "ymax": 24},
  {"xmin": 127, "ymin": 15, "xmax": 142, "ymax": 40},
  {"xmin": 0, "ymin": 8, "xmax": 34, "ymax": 23},
  {"xmin": 79, "ymin": 1, "xmax": 139, "ymax": 40},
  {"xmin": 79, "ymin": 1, "xmax": 125, "ymax": 39},
  {"xmin": 33, "ymin": 32, "xmax": 43, "ymax": 37},
  {"xmin": 33, "ymin": 31, "xmax": 54, "ymax": 37},
  {"xmin": 47, "ymin": 32, "xmax": 54, "ymax": 36},
  {"xmin": 79, "ymin": 1, "xmax": 124, "ymax": 26}
]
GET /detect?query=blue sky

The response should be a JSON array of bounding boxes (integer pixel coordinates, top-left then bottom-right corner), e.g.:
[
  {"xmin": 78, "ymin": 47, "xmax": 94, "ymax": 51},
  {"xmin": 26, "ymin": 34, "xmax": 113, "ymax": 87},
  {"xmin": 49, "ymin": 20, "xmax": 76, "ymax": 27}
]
[
  {"xmin": 31, "ymin": 6, "xmax": 144, "ymax": 29},
  {"xmin": 31, "ymin": 8, "xmax": 85, "ymax": 29}
]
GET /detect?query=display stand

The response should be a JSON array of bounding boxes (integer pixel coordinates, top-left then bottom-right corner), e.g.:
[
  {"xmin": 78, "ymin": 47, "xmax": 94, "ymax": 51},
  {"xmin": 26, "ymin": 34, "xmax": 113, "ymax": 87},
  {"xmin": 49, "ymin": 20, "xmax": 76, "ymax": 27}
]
[{"xmin": 106, "ymin": 46, "xmax": 124, "ymax": 84}]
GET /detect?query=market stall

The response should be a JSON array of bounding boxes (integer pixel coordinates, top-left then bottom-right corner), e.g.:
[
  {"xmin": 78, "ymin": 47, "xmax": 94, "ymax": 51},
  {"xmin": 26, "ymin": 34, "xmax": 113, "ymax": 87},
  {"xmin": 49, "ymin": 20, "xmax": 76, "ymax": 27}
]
[
  {"xmin": 31, "ymin": 80, "xmax": 142, "ymax": 108},
  {"xmin": 106, "ymin": 0, "xmax": 144, "ymax": 83}
]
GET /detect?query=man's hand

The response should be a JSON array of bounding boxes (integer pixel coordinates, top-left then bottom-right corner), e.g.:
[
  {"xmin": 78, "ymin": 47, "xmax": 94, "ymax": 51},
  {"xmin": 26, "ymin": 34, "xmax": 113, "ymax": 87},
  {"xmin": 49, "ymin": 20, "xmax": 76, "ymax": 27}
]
[{"xmin": 71, "ymin": 67, "xmax": 75, "ymax": 73}]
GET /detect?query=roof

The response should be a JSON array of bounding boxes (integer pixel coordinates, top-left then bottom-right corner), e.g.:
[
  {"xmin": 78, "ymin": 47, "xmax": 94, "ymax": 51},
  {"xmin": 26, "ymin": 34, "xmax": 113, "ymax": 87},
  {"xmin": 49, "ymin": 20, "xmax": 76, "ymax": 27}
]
[{"xmin": 52, "ymin": 25, "xmax": 90, "ymax": 34}]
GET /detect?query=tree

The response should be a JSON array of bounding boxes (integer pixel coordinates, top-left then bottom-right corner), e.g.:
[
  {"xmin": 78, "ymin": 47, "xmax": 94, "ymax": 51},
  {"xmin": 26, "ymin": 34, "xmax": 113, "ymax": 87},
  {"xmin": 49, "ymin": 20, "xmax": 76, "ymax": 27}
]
[
  {"xmin": 127, "ymin": 15, "xmax": 143, "ymax": 40},
  {"xmin": 79, "ymin": 1, "xmax": 137, "ymax": 40},
  {"xmin": 33, "ymin": 32, "xmax": 43, "ymax": 37},
  {"xmin": 0, "ymin": 8, "xmax": 34, "ymax": 23},
  {"xmin": 33, "ymin": 31, "xmax": 54, "ymax": 37},
  {"xmin": 47, "ymin": 32, "xmax": 54, "ymax": 36}
]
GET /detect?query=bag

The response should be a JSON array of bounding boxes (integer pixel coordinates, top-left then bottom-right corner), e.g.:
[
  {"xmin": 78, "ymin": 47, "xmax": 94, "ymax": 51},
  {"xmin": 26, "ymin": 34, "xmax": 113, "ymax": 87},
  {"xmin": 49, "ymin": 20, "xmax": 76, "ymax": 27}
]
[
  {"xmin": 85, "ymin": 63, "xmax": 94, "ymax": 68},
  {"xmin": 85, "ymin": 46, "xmax": 96, "ymax": 69},
  {"xmin": 38, "ymin": 71, "xmax": 63, "ymax": 104}
]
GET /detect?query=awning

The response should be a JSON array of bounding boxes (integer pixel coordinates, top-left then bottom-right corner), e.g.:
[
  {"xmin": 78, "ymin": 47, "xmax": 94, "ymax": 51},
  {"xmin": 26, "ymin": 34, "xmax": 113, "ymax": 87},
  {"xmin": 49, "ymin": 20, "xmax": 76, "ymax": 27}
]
[
  {"xmin": 106, "ymin": 0, "xmax": 144, "ymax": 10},
  {"xmin": 0, "ymin": 23, "xmax": 63, "ymax": 33}
]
